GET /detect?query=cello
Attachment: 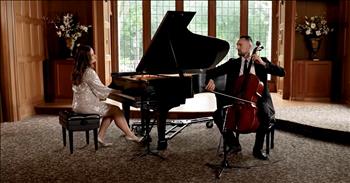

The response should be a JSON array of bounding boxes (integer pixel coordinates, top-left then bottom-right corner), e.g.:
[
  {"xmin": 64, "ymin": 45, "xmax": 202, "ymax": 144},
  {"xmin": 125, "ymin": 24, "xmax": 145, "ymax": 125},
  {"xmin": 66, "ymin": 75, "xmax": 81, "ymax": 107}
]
[
  {"xmin": 211, "ymin": 41, "xmax": 264, "ymax": 133},
  {"xmin": 205, "ymin": 42, "xmax": 267, "ymax": 178}
]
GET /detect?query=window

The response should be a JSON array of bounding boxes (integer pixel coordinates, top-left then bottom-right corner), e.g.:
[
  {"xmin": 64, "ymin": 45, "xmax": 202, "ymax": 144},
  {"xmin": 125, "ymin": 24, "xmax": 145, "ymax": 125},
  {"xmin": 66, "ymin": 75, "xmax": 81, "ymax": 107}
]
[
  {"xmin": 117, "ymin": 1, "xmax": 143, "ymax": 72},
  {"xmin": 184, "ymin": 1, "xmax": 208, "ymax": 35},
  {"xmin": 116, "ymin": 0, "xmax": 275, "ymax": 75},
  {"xmin": 248, "ymin": 1, "xmax": 272, "ymax": 60},
  {"xmin": 248, "ymin": 1, "xmax": 272, "ymax": 80},
  {"xmin": 216, "ymin": 1, "xmax": 240, "ymax": 63},
  {"xmin": 151, "ymin": 0, "xmax": 175, "ymax": 38}
]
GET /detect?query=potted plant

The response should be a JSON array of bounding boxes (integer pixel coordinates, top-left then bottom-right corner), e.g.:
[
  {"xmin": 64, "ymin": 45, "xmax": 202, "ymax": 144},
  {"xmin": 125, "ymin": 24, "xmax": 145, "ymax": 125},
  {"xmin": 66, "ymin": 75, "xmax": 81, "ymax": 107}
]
[
  {"xmin": 46, "ymin": 13, "xmax": 91, "ymax": 57},
  {"xmin": 295, "ymin": 15, "xmax": 333, "ymax": 60}
]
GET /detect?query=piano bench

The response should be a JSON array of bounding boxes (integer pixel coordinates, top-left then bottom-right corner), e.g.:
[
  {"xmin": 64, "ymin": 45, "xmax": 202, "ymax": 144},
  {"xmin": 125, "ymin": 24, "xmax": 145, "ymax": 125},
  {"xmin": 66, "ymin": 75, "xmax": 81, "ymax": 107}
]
[{"xmin": 59, "ymin": 111, "xmax": 100, "ymax": 154}]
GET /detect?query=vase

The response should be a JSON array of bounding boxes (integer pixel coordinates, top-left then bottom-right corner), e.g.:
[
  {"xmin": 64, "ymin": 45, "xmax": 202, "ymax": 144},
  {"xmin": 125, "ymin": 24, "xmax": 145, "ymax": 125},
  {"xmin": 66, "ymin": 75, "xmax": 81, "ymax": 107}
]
[
  {"xmin": 306, "ymin": 37, "xmax": 322, "ymax": 61},
  {"xmin": 65, "ymin": 38, "xmax": 75, "ymax": 57}
]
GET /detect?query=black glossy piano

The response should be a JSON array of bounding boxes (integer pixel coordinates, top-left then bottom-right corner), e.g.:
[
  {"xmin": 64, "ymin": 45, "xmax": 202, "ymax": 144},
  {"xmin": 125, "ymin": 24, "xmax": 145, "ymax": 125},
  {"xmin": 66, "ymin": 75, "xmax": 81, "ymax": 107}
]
[{"xmin": 108, "ymin": 11, "xmax": 229, "ymax": 150}]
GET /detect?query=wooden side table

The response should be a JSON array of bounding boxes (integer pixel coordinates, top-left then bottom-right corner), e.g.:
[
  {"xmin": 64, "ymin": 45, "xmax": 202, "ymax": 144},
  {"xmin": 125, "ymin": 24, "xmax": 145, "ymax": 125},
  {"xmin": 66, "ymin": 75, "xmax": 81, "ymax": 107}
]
[
  {"xmin": 53, "ymin": 59, "xmax": 75, "ymax": 101},
  {"xmin": 292, "ymin": 60, "xmax": 332, "ymax": 101}
]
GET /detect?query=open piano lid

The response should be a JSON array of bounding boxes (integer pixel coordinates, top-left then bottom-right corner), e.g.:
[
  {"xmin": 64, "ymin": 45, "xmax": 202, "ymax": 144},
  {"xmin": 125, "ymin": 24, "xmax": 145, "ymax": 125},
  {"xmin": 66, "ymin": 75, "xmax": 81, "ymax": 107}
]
[{"xmin": 136, "ymin": 11, "xmax": 229, "ymax": 74}]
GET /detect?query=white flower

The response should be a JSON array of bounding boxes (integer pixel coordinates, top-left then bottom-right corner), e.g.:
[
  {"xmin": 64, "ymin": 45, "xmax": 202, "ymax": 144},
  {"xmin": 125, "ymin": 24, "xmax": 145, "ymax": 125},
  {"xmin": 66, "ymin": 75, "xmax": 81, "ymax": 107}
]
[
  {"xmin": 47, "ymin": 13, "xmax": 91, "ymax": 40},
  {"xmin": 305, "ymin": 29, "xmax": 311, "ymax": 35},
  {"xmin": 316, "ymin": 30, "xmax": 321, "ymax": 36},
  {"xmin": 80, "ymin": 25, "xmax": 88, "ymax": 32},
  {"xmin": 296, "ymin": 15, "xmax": 333, "ymax": 38},
  {"xmin": 310, "ymin": 23, "xmax": 316, "ymax": 29}
]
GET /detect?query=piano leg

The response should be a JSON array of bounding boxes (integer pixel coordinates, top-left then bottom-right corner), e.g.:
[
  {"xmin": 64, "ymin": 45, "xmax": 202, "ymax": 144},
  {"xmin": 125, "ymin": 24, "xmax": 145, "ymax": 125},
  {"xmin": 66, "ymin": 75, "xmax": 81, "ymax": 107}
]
[
  {"xmin": 122, "ymin": 103, "xmax": 130, "ymax": 127},
  {"xmin": 157, "ymin": 107, "xmax": 169, "ymax": 150}
]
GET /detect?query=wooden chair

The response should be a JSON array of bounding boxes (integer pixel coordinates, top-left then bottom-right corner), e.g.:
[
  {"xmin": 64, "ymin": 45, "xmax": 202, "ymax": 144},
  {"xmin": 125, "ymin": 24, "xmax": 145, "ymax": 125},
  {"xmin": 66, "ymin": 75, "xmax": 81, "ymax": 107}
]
[{"xmin": 216, "ymin": 110, "xmax": 276, "ymax": 155}]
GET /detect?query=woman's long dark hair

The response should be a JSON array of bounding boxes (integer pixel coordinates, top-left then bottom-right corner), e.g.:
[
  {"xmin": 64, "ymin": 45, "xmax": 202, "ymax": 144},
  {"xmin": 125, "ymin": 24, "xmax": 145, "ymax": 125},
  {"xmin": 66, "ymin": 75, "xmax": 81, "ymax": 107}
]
[{"xmin": 72, "ymin": 45, "xmax": 93, "ymax": 85}]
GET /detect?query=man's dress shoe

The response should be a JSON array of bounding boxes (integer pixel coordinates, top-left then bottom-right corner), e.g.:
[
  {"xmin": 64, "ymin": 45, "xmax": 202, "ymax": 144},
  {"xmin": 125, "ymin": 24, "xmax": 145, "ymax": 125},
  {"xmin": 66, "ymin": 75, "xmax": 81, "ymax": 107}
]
[
  {"xmin": 253, "ymin": 150, "xmax": 268, "ymax": 160},
  {"xmin": 227, "ymin": 144, "xmax": 242, "ymax": 154}
]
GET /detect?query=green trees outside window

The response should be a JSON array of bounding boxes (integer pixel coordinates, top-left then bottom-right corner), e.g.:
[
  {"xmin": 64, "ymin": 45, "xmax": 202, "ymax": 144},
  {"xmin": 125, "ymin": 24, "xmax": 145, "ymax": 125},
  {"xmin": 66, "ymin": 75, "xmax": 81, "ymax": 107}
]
[
  {"xmin": 151, "ymin": 1, "xmax": 175, "ymax": 38},
  {"xmin": 248, "ymin": 1, "xmax": 272, "ymax": 60},
  {"xmin": 184, "ymin": 0, "xmax": 208, "ymax": 36},
  {"xmin": 117, "ymin": 1, "xmax": 143, "ymax": 72},
  {"xmin": 117, "ymin": 1, "xmax": 272, "ymax": 72},
  {"xmin": 216, "ymin": 1, "xmax": 240, "ymax": 64}
]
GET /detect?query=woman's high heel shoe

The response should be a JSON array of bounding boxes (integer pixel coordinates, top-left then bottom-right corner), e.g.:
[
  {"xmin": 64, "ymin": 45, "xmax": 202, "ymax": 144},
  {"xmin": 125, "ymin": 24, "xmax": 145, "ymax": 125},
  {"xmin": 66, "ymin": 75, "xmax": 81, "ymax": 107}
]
[
  {"xmin": 98, "ymin": 138, "xmax": 113, "ymax": 147},
  {"xmin": 125, "ymin": 136, "xmax": 144, "ymax": 143}
]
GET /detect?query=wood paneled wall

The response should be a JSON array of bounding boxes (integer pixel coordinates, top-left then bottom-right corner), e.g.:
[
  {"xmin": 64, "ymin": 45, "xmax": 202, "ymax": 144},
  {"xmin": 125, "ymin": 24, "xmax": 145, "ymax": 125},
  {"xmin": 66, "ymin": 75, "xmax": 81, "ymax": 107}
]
[
  {"xmin": 15, "ymin": 1, "xmax": 46, "ymax": 119},
  {"xmin": 292, "ymin": 60, "xmax": 332, "ymax": 101},
  {"xmin": 282, "ymin": 0, "xmax": 296, "ymax": 100},
  {"xmin": 1, "ymin": 1, "xmax": 17, "ymax": 121},
  {"xmin": 43, "ymin": 1, "xmax": 93, "ymax": 59},
  {"xmin": 343, "ymin": 0, "xmax": 350, "ymax": 104},
  {"xmin": 290, "ymin": 0, "xmax": 349, "ymax": 104},
  {"xmin": 338, "ymin": 0, "xmax": 350, "ymax": 105},
  {"xmin": 1, "ymin": 1, "xmax": 45, "ymax": 121},
  {"xmin": 295, "ymin": 1, "xmax": 333, "ymax": 60}
]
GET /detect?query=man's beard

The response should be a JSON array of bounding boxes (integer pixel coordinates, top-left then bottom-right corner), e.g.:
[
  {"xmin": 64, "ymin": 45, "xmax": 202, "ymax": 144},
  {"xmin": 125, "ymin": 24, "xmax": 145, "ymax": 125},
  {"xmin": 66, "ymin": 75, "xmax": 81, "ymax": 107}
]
[
  {"xmin": 238, "ymin": 51, "xmax": 246, "ymax": 57},
  {"xmin": 238, "ymin": 50, "xmax": 250, "ymax": 57}
]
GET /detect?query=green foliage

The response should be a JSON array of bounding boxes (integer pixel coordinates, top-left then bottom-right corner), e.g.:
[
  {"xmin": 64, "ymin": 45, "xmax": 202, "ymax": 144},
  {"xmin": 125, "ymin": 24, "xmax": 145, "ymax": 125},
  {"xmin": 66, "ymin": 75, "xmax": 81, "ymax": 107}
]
[
  {"xmin": 151, "ymin": 1, "xmax": 176, "ymax": 37},
  {"xmin": 118, "ymin": 1, "xmax": 143, "ymax": 71},
  {"xmin": 216, "ymin": 1, "xmax": 241, "ymax": 60},
  {"xmin": 118, "ymin": 1, "xmax": 272, "ymax": 71},
  {"xmin": 248, "ymin": 1, "xmax": 272, "ymax": 59},
  {"xmin": 184, "ymin": 1, "xmax": 208, "ymax": 35}
]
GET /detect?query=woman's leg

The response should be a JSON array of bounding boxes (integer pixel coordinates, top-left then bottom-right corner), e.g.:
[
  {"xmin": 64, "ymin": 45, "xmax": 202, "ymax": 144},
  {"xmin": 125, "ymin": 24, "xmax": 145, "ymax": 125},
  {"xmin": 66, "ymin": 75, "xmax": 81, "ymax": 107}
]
[
  {"xmin": 110, "ymin": 106, "xmax": 139, "ymax": 140},
  {"xmin": 98, "ymin": 117, "xmax": 112, "ymax": 141}
]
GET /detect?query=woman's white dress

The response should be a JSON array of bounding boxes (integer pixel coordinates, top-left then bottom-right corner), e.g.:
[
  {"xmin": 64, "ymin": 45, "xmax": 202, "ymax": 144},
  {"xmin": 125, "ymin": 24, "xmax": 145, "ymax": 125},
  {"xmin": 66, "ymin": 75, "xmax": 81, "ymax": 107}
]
[{"xmin": 72, "ymin": 68, "xmax": 112, "ymax": 116}]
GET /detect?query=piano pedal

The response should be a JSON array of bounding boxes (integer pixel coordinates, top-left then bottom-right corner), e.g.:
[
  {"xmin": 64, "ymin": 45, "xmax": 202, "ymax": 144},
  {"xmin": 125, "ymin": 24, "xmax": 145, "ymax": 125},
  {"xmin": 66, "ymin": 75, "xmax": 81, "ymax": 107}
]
[
  {"xmin": 131, "ymin": 121, "xmax": 157, "ymax": 136},
  {"xmin": 132, "ymin": 125, "xmax": 144, "ymax": 136}
]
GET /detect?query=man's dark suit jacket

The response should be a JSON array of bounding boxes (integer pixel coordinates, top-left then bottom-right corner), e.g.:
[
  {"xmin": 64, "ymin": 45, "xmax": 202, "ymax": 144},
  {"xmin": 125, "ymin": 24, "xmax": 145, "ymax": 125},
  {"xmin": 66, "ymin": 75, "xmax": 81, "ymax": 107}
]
[{"xmin": 206, "ymin": 57, "xmax": 285, "ymax": 122}]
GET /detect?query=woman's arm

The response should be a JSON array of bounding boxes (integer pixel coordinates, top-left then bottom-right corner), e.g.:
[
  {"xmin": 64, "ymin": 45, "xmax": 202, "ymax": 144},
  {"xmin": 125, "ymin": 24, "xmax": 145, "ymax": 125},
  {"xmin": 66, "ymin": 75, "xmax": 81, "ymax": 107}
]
[{"xmin": 84, "ymin": 68, "xmax": 112, "ymax": 99}]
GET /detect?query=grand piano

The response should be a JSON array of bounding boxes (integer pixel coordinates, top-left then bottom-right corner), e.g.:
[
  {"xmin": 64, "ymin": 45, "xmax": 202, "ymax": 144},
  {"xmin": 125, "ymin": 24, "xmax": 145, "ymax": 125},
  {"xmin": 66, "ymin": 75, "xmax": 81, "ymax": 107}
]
[{"xmin": 108, "ymin": 11, "xmax": 229, "ymax": 150}]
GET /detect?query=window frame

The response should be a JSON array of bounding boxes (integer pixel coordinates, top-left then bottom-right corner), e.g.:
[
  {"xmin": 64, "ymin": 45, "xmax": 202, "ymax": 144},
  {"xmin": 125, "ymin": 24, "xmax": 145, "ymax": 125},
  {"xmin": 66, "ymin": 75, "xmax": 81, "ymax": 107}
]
[{"xmin": 115, "ymin": 0, "xmax": 277, "ymax": 89}]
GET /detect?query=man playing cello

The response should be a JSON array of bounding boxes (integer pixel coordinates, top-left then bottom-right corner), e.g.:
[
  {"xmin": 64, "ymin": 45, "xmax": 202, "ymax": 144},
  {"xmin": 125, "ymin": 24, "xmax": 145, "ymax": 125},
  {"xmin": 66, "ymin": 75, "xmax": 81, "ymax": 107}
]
[{"xmin": 205, "ymin": 35, "xmax": 285, "ymax": 160}]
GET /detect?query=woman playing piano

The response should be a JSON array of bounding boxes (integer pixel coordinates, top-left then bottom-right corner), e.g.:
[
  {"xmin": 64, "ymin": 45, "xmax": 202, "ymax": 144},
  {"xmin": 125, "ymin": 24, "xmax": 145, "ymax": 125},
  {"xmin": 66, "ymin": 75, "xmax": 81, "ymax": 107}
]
[{"xmin": 71, "ymin": 45, "xmax": 143, "ymax": 146}]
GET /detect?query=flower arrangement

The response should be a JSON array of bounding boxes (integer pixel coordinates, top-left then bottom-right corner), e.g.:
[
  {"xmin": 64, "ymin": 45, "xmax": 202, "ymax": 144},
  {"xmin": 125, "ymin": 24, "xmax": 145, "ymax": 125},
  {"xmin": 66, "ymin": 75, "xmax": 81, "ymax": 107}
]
[
  {"xmin": 46, "ymin": 13, "xmax": 91, "ymax": 41},
  {"xmin": 295, "ymin": 15, "xmax": 333, "ymax": 38}
]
